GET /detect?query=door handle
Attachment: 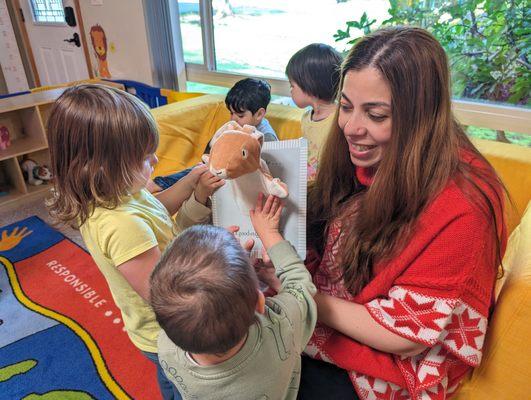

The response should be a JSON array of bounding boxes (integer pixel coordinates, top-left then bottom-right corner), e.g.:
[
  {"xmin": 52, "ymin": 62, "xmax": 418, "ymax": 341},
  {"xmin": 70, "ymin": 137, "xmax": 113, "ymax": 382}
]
[{"xmin": 64, "ymin": 32, "xmax": 81, "ymax": 47}]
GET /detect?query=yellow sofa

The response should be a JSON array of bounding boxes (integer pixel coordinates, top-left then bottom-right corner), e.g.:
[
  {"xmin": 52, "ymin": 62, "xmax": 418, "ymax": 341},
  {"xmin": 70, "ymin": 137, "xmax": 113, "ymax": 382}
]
[{"xmin": 151, "ymin": 94, "xmax": 531, "ymax": 399}]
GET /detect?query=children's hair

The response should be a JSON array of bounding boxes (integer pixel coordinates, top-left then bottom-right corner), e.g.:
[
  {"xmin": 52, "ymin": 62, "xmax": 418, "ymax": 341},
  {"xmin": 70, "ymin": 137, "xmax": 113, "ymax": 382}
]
[
  {"xmin": 150, "ymin": 225, "xmax": 259, "ymax": 354},
  {"xmin": 46, "ymin": 84, "xmax": 159, "ymax": 226},
  {"xmin": 285, "ymin": 43, "xmax": 342, "ymax": 102},
  {"xmin": 225, "ymin": 78, "xmax": 271, "ymax": 114}
]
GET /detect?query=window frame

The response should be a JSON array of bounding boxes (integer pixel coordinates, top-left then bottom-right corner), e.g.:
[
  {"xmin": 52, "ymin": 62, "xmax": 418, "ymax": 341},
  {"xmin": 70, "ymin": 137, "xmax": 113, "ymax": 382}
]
[
  {"xmin": 177, "ymin": 0, "xmax": 530, "ymax": 136},
  {"xmin": 28, "ymin": 0, "xmax": 67, "ymax": 25}
]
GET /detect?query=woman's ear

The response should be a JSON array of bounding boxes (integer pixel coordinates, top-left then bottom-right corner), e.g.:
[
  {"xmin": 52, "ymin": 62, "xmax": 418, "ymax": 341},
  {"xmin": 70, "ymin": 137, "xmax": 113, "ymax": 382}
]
[{"xmin": 255, "ymin": 290, "xmax": 266, "ymax": 314}]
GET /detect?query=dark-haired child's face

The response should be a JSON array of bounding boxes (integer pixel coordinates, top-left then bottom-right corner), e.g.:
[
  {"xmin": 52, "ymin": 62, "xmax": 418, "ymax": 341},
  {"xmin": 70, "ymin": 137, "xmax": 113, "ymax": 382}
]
[
  {"xmin": 228, "ymin": 108, "xmax": 264, "ymax": 128},
  {"xmin": 289, "ymin": 80, "xmax": 312, "ymax": 109}
]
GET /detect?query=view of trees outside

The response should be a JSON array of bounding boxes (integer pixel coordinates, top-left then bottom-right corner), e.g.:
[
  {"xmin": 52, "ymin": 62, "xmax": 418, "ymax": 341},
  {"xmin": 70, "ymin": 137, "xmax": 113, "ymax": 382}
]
[
  {"xmin": 178, "ymin": 0, "xmax": 530, "ymax": 146},
  {"xmin": 179, "ymin": 0, "xmax": 389, "ymax": 77}
]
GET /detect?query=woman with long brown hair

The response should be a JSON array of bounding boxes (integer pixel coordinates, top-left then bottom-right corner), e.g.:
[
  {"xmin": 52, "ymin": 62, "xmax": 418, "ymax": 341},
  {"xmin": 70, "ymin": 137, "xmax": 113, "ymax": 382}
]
[{"xmin": 298, "ymin": 27, "xmax": 507, "ymax": 400}]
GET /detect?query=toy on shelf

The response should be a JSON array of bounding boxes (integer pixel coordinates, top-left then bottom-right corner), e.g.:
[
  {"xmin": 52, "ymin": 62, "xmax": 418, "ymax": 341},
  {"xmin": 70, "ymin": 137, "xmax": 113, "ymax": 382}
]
[
  {"xmin": 20, "ymin": 158, "xmax": 53, "ymax": 186},
  {"xmin": 0, "ymin": 126, "xmax": 11, "ymax": 150},
  {"xmin": 202, "ymin": 121, "xmax": 288, "ymax": 214}
]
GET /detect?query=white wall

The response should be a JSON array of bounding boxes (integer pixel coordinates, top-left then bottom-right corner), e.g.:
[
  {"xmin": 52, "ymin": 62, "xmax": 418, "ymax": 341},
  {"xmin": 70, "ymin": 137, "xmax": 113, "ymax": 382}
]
[
  {"xmin": 78, "ymin": 0, "xmax": 153, "ymax": 85},
  {"xmin": 0, "ymin": 0, "xmax": 29, "ymax": 93}
]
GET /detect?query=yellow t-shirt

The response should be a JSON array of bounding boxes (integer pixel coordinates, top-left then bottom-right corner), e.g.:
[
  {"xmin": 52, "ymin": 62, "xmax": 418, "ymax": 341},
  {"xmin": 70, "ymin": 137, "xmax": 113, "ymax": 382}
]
[
  {"xmin": 301, "ymin": 109, "xmax": 336, "ymax": 180},
  {"xmin": 80, "ymin": 189, "xmax": 211, "ymax": 352}
]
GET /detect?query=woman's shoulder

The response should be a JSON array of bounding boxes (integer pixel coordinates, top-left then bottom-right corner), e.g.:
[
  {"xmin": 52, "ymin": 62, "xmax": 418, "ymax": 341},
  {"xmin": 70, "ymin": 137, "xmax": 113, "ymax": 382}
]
[{"xmin": 429, "ymin": 151, "xmax": 502, "ymax": 222}]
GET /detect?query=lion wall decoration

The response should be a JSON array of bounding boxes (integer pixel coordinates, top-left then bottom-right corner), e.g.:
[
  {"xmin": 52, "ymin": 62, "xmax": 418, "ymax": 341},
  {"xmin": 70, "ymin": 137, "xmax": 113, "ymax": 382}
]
[{"xmin": 89, "ymin": 24, "xmax": 111, "ymax": 78}]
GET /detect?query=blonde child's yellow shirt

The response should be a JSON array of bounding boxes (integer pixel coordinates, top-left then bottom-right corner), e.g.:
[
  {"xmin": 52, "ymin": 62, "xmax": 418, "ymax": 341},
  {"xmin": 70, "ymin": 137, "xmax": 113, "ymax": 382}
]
[
  {"xmin": 301, "ymin": 109, "xmax": 336, "ymax": 180},
  {"xmin": 80, "ymin": 189, "xmax": 211, "ymax": 352}
]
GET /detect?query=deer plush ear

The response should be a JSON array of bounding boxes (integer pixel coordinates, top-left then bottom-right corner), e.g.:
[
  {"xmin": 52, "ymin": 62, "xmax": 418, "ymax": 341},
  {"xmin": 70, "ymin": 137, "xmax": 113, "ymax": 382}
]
[
  {"xmin": 210, "ymin": 121, "xmax": 242, "ymax": 147},
  {"xmin": 251, "ymin": 129, "xmax": 264, "ymax": 147},
  {"xmin": 242, "ymin": 124, "xmax": 264, "ymax": 146}
]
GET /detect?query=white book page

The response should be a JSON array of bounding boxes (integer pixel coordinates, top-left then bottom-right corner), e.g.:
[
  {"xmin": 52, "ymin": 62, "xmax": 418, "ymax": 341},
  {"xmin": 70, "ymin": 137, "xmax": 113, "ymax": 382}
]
[{"xmin": 212, "ymin": 138, "xmax": 308, "ymax": 260}]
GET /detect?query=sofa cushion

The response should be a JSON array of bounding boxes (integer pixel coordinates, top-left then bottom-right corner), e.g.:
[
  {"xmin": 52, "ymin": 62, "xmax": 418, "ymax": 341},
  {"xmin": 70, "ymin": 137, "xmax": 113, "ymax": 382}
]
[
  {"xmin": 473, "ymin": 139, "xmax": 531, "ymax": 234},
  {"xmin": 455, "ymin": 201, "xmax": 531, "ymax": 399},
  {"xmin": 151, "ymin": 95, "xmax": 225, "ymax": 175}
]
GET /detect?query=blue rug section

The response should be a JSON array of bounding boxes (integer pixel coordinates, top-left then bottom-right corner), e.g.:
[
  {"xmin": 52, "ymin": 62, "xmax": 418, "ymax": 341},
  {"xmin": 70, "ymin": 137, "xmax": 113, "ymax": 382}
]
[
  {"xmin": 0, "ymin": 263, "xmax": 58, "ymax": 347},
  {"xmin": 0, "ymin": 216, "xmax": 65, "ymax": 263},
  {"xmin": 0, "ymin": 324, "xmax": 115, "ymax": 400}
]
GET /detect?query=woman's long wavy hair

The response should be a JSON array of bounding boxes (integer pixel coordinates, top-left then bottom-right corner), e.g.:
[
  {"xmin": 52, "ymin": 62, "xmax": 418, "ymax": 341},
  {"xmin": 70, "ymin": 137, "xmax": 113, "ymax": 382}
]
[
  {"xmin": 307, "ymin": 27, "xmax": 506, "ymax": 295},
  {"xmin": 46, "ymin": 84, "xmax": 159, "ymax": 227}
]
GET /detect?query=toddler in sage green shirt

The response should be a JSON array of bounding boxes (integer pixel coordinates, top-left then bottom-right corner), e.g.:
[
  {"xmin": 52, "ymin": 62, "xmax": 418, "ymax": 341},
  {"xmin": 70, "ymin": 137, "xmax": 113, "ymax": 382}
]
[{"xmin": 150, "ymin": 194, "xmax": 317, "ymax": 400}]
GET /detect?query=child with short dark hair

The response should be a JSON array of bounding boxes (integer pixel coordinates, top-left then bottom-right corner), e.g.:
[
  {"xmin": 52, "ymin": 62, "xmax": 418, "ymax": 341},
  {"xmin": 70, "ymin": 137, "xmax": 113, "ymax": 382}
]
[
  {"xmin": 225, "ymin": 77, "xmax": 277, "ymax": 142},
  {"xmin": 150, "ymin": 194, "xmax": 317, "ymax": 400},
  {"xmin": 149, "ymin": 78, "xmax": 277, "ymax": 192},
  {"xmin": 285, "ymin": 43, "xmax": 342, "ymax": 180}
]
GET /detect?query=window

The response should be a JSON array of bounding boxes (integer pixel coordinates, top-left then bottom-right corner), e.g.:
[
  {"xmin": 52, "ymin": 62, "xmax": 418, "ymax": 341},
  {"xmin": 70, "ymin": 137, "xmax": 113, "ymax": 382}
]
[
  {"xmin": 178, "ymin": 0, "xmax": 204, "ymax": 64},
  {"xmin": 29, "ymin": 0, "xmax": 65, "ymax": 24},
  {"xmin": 176, "ymin": 0, "xmax": 530, "ymax": 145},
  {"xmin": 179, "ymin": 0, "xmax": 390, "ymax": 80}
]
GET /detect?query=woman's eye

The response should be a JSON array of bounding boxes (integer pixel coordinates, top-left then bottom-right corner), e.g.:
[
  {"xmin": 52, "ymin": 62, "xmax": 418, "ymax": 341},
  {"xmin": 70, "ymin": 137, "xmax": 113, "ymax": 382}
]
[
  {"xmin": 369, "ymin": 113, "xmax": 387, "ymax": 121},
  {"xmin": 242, "ymin": 149, "xmax": 248, "ymax": 159},
  {"xmin": 339, "ymin": 103, "xmax": 351, "ymax": 111}
]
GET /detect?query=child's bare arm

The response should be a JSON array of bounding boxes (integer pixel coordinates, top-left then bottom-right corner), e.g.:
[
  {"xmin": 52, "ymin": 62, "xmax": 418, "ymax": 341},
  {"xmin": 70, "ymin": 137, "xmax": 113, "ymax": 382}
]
[
  {"xmin": 251, "ymin": 194, "xmax": 317, "ymax": 350},
  {"xmin": 117, "ymin": 246, "xmax": 161, "ymax": 301},
  {"xmin": 249, "ymin": 193, "xmax": 284, "ymax": 250},
  {"xmin": 249, "ymin": 194, "xmax": 283, "ymax": 291},
  {"xmin": 154, "ymin": 164, "xmax": 207, "ymax": 215}
]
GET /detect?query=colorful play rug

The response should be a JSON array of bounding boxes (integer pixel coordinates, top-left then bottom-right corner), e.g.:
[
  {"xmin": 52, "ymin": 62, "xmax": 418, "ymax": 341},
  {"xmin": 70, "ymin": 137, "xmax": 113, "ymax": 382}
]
[{"xmin": 0, "ymin": 216, "xmax": 160, "ymax": 399}]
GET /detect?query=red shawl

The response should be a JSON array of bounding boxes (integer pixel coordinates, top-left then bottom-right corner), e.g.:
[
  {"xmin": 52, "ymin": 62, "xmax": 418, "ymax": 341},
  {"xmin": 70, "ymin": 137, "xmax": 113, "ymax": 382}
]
[{"xmin": 305, "ymin": 156, "xmax": 506, "ymax": 399}]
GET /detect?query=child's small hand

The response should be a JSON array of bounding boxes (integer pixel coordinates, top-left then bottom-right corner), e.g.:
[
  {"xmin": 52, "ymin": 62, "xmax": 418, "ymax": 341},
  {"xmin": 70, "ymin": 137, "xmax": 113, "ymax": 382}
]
[
  {"xmin": 253, "ymin": 248, "xmax": 281, "ymax": 292},
  {"xmin": 250, "ymin": 193, "xmax": 284, "ymax": 250},
  {"xmin": 227, "ymin": 225, "xmax": 254, "ymax": 253},
  {"xmin": 195, "ymin": 171, "xmax": 225, "ymax": 205},
  {"xmin": 186, "ymin": 164, "xmax": 209, "ymax": 185}
]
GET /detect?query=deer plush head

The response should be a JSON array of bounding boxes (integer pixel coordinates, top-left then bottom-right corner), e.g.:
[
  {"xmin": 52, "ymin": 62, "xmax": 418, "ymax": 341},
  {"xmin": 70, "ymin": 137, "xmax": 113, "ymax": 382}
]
[{"xmin": 203, "ymin": 121, "xmax": 264, "ymax": 180}]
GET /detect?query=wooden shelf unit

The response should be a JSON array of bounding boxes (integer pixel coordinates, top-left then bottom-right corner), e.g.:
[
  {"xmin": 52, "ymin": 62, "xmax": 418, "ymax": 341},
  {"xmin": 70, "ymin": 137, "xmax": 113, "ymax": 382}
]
[{"xmin": 0, "ymin": 89, "xmax": 68, "ymax": 208}]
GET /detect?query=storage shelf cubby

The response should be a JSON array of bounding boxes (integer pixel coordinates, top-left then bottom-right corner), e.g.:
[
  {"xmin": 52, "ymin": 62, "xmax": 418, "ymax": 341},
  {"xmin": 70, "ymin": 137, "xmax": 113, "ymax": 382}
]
[{"xmin": 0, "ymin": 89, "xmax": 66, "ymax": 208}]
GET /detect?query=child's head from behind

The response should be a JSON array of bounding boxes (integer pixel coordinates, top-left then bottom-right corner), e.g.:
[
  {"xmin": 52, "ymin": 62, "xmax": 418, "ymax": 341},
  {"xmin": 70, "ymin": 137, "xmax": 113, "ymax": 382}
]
[
  {"xmin": 225, "ymin": 78, "xmax": 271, "ymax": 128},
  {"xmin": 47, "ymin": 84, "xmax": 159, "ymax": 226},
  {"xmin": 286, "ymin": 43, "xmax": 342, "ymax": 107},
  {"xmin": 150, "ymin": 225, "xmax": 262, "ymax": 355}
]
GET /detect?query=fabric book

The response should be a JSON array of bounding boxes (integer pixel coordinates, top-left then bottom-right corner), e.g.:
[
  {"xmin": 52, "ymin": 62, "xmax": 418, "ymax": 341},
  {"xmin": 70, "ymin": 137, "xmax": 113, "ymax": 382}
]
[{"xmin": 212, "ymin": 138, "xmax": 308, "ymax": 260}]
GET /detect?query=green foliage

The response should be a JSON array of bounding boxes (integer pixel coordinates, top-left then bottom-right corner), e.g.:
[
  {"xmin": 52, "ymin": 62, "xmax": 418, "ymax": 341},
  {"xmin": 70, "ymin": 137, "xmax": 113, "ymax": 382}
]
[{"xmin": 334, "ymin": 0, "xmax": 530, "ymax": 106}]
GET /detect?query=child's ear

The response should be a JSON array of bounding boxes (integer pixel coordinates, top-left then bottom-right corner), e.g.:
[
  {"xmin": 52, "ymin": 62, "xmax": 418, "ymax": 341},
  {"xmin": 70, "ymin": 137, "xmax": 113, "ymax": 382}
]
[
  {"xmin": 255, "ymin": 290, "xmax": 266, "ymax": 315},
  {"xmin": 254, "ymin": 107, "xmax": 266, "ymax": 122},
  {"xmin": 202, "ymin": 154, "xmax": 210, "ymax": 164}
]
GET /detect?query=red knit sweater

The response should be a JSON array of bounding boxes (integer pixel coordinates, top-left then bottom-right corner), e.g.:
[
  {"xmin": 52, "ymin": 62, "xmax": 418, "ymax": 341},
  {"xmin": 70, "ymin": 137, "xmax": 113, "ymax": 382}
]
[{"xmin": 305, "ymin": 155, "xmax": 506, "ymax": 399}]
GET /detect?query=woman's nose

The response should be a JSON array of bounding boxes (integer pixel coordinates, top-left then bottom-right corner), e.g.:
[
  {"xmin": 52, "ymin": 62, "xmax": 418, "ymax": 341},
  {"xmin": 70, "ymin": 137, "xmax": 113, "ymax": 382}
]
[{"xmin": 343, "ymin": 113, "xmax": 367, "ymax": 137}]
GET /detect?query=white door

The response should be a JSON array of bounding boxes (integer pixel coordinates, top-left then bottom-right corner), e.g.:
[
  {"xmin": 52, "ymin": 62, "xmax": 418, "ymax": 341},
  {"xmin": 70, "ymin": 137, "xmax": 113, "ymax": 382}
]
[{"xmin": 19, "ymin": 0, "xmax": 89, "ymax": 86}]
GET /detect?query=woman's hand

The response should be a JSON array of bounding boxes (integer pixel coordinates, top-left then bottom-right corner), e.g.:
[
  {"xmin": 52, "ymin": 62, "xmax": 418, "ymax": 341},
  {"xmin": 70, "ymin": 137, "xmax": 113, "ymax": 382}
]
[
  {"xmin": 250, "ymin": 193, "xmax": 284, "ymax": 250},
  {"xmin": 194, "ymin": 171, "xmax": 225, "ymax": 205}
]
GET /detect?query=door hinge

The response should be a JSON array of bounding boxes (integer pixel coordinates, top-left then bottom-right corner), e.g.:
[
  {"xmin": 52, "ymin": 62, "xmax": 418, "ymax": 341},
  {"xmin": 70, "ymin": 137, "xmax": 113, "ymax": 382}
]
[{"xmin": 19, "ymin": 8, "xmax": 25, "ymax": 23}]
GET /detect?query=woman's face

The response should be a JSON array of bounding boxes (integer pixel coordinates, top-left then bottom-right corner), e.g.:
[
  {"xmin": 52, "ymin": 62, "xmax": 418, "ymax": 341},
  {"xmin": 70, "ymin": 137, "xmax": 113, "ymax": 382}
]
[{"xmin": 338, "ymin": 67, "xmax": 392, "ymax": 169}]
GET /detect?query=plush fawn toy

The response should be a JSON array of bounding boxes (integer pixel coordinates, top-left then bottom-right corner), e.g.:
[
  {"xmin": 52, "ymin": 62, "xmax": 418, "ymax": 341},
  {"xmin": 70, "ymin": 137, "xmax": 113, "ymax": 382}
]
[{"xmin": 203, "ymin": 121, "xmax": 288, "ymax": 214}]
